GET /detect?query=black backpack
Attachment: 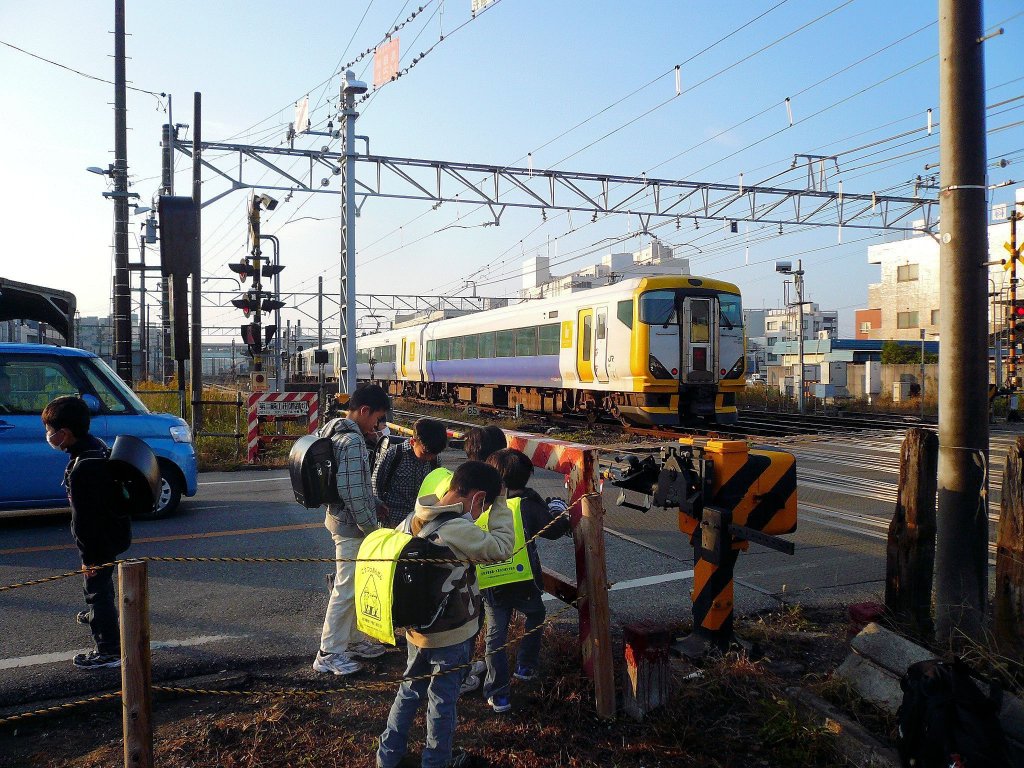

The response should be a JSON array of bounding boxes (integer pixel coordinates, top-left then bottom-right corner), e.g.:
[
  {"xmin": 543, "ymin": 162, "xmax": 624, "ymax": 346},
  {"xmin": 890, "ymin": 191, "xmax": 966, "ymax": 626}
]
[
  {"xmin": 896, "ymin": 658, "xmax": 1011, "ymax": 768},
  {"xmin": 390, "ymin": 512, "xmax": 463, "ymax": 629}
]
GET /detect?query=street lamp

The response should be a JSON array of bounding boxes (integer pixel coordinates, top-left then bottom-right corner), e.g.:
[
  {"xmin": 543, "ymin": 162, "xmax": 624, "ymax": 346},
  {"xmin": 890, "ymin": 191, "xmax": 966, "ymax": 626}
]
[{"xmin": 776, "ymin": 260, "xmax": 806, "ymax": 413}]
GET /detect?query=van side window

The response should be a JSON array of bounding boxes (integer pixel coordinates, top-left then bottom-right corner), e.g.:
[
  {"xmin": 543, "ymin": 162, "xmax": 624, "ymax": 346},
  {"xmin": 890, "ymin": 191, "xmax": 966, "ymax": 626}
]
[{"xmin": 0, "ymin": 359, "xmax": 78, "ymax": 414}]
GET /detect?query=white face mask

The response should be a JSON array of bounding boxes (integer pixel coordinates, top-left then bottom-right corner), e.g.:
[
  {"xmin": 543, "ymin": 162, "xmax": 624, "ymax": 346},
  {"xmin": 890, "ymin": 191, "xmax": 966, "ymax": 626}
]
[{"xmin": 46, "ymin": 429, "xmax": 67, "ymax": 451}]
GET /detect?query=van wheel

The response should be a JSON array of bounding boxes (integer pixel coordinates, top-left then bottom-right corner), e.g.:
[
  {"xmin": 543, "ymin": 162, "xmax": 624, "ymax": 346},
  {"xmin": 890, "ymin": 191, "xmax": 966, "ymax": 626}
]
[{"xmin": 138, "ymin": 466, "xmax": 182, "ymax": 520}]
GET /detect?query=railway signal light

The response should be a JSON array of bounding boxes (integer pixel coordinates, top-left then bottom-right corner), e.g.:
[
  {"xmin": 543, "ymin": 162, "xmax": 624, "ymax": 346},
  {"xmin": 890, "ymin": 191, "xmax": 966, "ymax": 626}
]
[
  {"xmin": 241, "ymin": 322, "xmax": 262, "ymax": 356},
  {"xmin": 231, "ymin": 292, "xmax": 259, "ymax": 317},
  {"xmin": 261, "ymin": 298, "xmax": 286, "ymax": 312},
  {"xmin": 229, "ymin": 261, "xmax": 257, "ymax": 283},
  {"xmin": 264, "ymin": 325, "xmax": 278, "ymax": 346},
  {"xmin": 261, "ymin": 264, "xmax": 285, "ymax": 278},
  {"xmin": 1014, "ymin": 304, "xmax": 1024, "ymax": 332}
]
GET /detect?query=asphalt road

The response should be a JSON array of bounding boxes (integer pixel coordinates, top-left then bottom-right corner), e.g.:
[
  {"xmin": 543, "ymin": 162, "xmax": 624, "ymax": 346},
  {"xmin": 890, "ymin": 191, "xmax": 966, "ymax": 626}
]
[{"xmin": 1, "ymin": 424, "xmax": 1019, "ymax": 711}]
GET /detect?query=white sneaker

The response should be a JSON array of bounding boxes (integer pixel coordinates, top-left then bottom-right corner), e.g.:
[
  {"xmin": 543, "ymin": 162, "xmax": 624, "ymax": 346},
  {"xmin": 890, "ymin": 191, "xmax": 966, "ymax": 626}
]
[
  {"xmin": 348, "ymin": 639, "xmax": 388, "ymax": 659},
  {"xmin": 459, "ymin": 674, "xmax": 481, "ymax": 695},
  {"xmin": 312, "ymin": 650, "xmax": 362, "ymax": 676},
  {"xmin": 470, "ymin": 660, "xmax": 487, "ymax": 677}
]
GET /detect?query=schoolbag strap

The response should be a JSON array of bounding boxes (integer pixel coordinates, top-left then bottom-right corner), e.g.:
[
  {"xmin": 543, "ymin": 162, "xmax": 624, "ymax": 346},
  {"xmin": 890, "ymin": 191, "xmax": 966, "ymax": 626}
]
[{"xmin": 416, "ymin": 510, "xmax": 464, "ymax": 541}]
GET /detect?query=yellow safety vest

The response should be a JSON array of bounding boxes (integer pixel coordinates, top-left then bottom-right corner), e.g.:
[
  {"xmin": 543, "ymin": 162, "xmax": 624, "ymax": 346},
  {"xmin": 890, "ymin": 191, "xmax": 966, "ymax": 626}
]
[
  {"xmin": 355, "ymin": 528, "xmax": 409, "ymax": 645},
  {"xmin": 475, "ymin": 497, "xmax": 533, "ymax": 589},
  {"xmin": 418, "ymin": 467, "xmax": 453, "ymax": 499}
]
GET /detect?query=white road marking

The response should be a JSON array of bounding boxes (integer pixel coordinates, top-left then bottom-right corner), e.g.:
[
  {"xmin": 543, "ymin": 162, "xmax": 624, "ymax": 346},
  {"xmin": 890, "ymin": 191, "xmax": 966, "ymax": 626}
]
[
  {"xmin": 541, "ymin": 570, "xmax": 694, "ymax": 602},
  {"xmin": 199, "ymin": 477, "xmax": 289, "ymax": 486},
  {"xmin": 0, "ymin": 634, "xmax": 246, "ymax": 670}
]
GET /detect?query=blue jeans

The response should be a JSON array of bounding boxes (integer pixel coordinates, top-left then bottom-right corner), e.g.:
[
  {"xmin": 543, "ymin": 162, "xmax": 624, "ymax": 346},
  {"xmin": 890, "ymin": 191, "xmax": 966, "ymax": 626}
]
[
  {"xmin": 482, "ymin": 587, "xmax": 545, "ymax": 700},
  {"xmin": 377, "ymin": 638, "xmax": 473, "ymax": 768}
]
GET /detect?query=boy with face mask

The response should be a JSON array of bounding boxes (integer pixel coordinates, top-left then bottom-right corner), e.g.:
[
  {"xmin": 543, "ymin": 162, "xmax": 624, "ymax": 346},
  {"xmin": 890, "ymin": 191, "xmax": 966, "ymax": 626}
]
[
  {"xmin": 41, "ymin": 395, "xmax": 129, "ymax": 670},
  {"xmin": 377, "ymin": 461, "xmax": 513, "ymax": 768}
]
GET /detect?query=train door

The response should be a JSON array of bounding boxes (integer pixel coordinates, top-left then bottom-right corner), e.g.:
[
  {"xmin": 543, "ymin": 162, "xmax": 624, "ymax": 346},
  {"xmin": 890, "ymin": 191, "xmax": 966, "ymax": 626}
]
[
  {"xmin": 682, "ymin": 296, "xmax": 715, "ymax": 382},
  {"xmin": 576, "ymin": 309, "xmax": 594, "ymax": 383},
  {"xmin": 400, "ymin": 338, "xmax": 408, "ymax": 378},
  {"xmin": 593, "ymin": 306, "xmax": 610, "ymax": 383}
]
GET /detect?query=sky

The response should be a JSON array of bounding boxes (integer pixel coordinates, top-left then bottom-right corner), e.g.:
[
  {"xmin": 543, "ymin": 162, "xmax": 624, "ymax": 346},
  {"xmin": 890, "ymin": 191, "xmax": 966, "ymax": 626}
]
[{"xmin": 1, "ymin": 0, "xmax": 1022, "ymax": 340}]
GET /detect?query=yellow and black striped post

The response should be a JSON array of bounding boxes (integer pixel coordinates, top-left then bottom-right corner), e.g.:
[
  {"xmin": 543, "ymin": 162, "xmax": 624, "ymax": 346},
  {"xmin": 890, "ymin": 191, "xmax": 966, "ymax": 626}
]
[{"xmin": 676, "ymin": 439, "xmax": 797, "ymax": 652}]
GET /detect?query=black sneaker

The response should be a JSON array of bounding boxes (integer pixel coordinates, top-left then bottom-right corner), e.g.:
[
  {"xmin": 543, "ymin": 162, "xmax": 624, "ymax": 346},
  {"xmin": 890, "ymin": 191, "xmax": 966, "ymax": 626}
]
[
  {"xmin": 445, "ymin": 749, "xmax": 475, "ymax": 768},
  {"xmin": 72, "ymin": 651, "xmax": 121, "ymax": 670},
  {"xmin": 76, "ymin": 610, "xmax": 90, "ymax": 625}
]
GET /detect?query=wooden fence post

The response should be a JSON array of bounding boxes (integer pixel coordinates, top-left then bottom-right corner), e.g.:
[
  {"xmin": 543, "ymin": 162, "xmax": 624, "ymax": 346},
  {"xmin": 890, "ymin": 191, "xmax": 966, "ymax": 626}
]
[
  {"xmin": 885, "ymin": 427, "xmax": 938, "ymax": 640},
  {"xmin": 119, "ymin": 560, "xmax": 153, "ymax": 768},
  {"xmin": 578, "ymin": 492, "xmax": 615, "ymax": 719},
  {"xmin": 996, "ymin": 437, "xmax": 1024, "ymax": 653}
]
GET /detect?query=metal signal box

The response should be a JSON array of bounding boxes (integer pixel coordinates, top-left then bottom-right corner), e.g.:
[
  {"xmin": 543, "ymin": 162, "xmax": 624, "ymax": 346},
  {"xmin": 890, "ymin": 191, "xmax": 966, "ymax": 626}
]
[{"xmin": 674, "ymin": 438, "xmax": 797, "ymax": 546}]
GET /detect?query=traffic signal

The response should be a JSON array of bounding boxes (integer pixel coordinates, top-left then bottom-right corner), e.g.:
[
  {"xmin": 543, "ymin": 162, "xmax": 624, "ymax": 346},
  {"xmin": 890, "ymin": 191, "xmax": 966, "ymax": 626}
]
[
  {"xmin": 1012, "ymin": 304, "xmax": 1024, "ymax": 332},
  {"xmin": 231, "ymin": 292, "xmax": 259, "ymax": 317},
  {"xmin": 264, "ymin": 325, "xmax": 278, "ymax": 346},
  {"xmin": 228, "ymin": 261, "xmax": 257, "ymax": 283},
  {"xmin": 261, "ymin": 298, "xmax": 286, "ymax": 312}
]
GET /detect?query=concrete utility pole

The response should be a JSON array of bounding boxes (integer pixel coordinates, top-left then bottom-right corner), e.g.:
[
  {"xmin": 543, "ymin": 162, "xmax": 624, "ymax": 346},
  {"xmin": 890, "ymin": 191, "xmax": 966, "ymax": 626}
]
[
  {"xmin": 112, "ymin": 0, "xmax": 132, "ymax": 383},
  {"xmin": 339, "ymin": 71, "xmax": 368, "ymax": 395},
  {"xmin": 160, "ymin": 107, "xmax": 174, "ymax": 384},
  {"xmin": 191, "ymin": 93, "xmax": 203, "ymax": 431},
  {"xmin": 935, "ymin": 0, "xmax": 989, "ymax": 645},
  {"xmin": 796, "ymin": 261, "xmax": 805, "ymax": 414}
]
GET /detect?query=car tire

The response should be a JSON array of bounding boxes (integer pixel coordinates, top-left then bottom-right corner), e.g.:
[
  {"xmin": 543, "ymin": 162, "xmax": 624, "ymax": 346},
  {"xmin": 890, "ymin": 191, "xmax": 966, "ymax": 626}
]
[{"xmin": 137, "ymin": 465, "xmax": 182, "ymax": 520}]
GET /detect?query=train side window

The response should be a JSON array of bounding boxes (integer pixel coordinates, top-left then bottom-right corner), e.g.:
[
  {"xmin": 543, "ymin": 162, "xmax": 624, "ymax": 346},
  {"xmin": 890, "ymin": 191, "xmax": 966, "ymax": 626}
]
[
  {"xmin": 450, "ymin": 337, "xmax": 463, "ymax": 360},
  {"xmin": 582, "ymin": 315, "xmax": 592, "ymax": 362},
  {"xmin": 515, "ymin": 326, "xmax": 537, "ymax": 357},
  {"xmin": 479, "ymin": 332, "xmax": 495, "ymax": 358},
  {"xmin": 617, "ymin": 300, "xmax": 633, "ymax": 329},
  {"xmin": 539, "ymin": 323, "xmax": 560, "ymax": 355},
  {"xmin": 639, "ymin": 290, "xmax": 676, "ymax": 325},
  {"xmin": 464, "ymin": 334, "xmax": 478, "ymax": 359},
  {"xmin": 436, "ymin": 338, "xmax": 450, "ymax": 361},
  {"xmin": 495, "ymin": 330, "xmax": 514, "ymax": 357},
  {"xmin": 595, "ymin": 314, "xmax": 606, "ymax": 340},
  {"xmin": 426, "ymin": 340, "xmax": 435, "ymax": 362}
]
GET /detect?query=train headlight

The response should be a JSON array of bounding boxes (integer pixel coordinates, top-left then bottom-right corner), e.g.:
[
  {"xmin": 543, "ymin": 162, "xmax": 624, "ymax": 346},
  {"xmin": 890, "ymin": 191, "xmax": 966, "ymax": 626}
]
[{"xmin": 649, "ymin": 354, "xmax": 673, "ymax": 380}]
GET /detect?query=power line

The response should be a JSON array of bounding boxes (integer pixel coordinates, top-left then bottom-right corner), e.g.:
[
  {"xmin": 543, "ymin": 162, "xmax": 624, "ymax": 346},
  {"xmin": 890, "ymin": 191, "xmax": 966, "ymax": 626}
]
[{"xmin": 0, "ymin": 38, "xmax": 164, "ymax": 98}]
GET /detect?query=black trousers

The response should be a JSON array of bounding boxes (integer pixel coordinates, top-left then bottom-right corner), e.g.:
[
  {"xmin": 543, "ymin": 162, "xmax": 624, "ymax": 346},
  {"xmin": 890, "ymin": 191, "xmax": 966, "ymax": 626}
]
[{"xmin": 83, "ymin": 565, "xmax": 120, "ymax": 655}]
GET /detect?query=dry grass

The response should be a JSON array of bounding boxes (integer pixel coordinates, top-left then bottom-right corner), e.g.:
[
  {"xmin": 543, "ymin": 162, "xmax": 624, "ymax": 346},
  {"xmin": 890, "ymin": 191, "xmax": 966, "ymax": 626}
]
[{"xmin": 0, "ymin": 615, "xmax": 852, "ymax": 768}]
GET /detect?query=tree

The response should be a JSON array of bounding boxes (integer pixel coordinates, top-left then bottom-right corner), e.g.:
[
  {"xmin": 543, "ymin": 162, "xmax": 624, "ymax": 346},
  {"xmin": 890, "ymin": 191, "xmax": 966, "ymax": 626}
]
[{"xmin": 881, "ymin": 340, "xmax": 937, "ymax": 365}]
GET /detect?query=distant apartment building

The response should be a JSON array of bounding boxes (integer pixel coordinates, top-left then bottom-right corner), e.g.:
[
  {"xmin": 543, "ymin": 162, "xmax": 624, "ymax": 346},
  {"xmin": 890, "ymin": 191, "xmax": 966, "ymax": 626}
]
[
  {"xmin": 854, "ymin": 308, "xmax": 882, "ymax": 340},
  {"xmin": 861, "ymin": 204, "xmax": 1019, "ymax": 341},
  {"xmin": 520, "ymin": 241, "xmax": 691, "ymax": 299},
  {"xmin": 744, "ymin": 305, "xmax": 839, "ymax": 372}
]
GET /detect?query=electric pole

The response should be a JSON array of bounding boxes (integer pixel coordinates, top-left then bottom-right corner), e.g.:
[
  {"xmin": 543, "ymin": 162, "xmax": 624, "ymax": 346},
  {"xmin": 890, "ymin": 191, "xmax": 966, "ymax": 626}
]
[
  {"xmin": 935, "ymin": 0, "xmax": 989, "ymax": 645},
  {"xmin": 191, "ymin": 92, "xmax": 203, "ymax": 431},
  {"xmin": 112, "ymin": 0, "xmax": 132, "ymax": 383},
  {"xmin": 339, "ymin": 71, "xmax": 368, "ymax": 395}
]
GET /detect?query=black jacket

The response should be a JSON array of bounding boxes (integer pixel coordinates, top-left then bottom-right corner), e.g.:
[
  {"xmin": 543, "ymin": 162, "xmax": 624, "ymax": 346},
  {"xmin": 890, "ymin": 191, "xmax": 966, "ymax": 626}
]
[
  {"xmin": 65, "ymin": 435, "xmax": 127, "ymax": 566},
  {"xmin": 488, "ymin": 487, "xmax": 571, "ymax": 597}
]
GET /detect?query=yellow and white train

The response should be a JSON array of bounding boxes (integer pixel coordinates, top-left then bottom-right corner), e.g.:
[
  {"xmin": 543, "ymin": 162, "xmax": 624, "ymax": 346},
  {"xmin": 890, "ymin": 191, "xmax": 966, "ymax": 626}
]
[{"xmin": 295, "ymin": 275, "xmax": 745, "ymax": 425}]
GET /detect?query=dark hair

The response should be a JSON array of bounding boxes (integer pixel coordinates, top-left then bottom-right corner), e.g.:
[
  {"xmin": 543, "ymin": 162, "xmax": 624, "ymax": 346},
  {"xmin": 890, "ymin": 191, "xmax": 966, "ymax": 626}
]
[
  {"xmin": 450, "ymin": 460, "xmax": 502, "ymax": 506},
  {"xmin": 41, "ymin": 395, "xmax": 91, "ymax": 438},
  {"xmin": 414, "ymin": 418, "xmax": 448, "ymax": 455},
  {"xmin": 486, "ymin": 448, "xmax": 534, "ymax": 491},
  {"xmin": 464, "ymin": 425, "xmax": 508, "ymax": 462},
  {"xmin": 348, "ymin": 383, "xmax": 391, "ymax": 414}
]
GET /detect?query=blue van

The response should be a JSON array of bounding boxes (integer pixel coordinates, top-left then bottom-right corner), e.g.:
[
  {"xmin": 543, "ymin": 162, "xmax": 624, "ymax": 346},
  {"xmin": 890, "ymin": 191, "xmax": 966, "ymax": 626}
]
[{"xmin": 0, "ymin": 343, "xmax": 198, "ymax": 518}]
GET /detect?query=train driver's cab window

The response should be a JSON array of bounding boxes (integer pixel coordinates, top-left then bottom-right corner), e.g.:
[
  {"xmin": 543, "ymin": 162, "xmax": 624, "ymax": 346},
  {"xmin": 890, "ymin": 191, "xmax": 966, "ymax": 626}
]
[
  {"xmin": 639, "ymin": 290, "xmax": 677, "ymax": 325},
  {"xmin": 718, "ymin": 294, "xmax": 742, "ymax": 329}
]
